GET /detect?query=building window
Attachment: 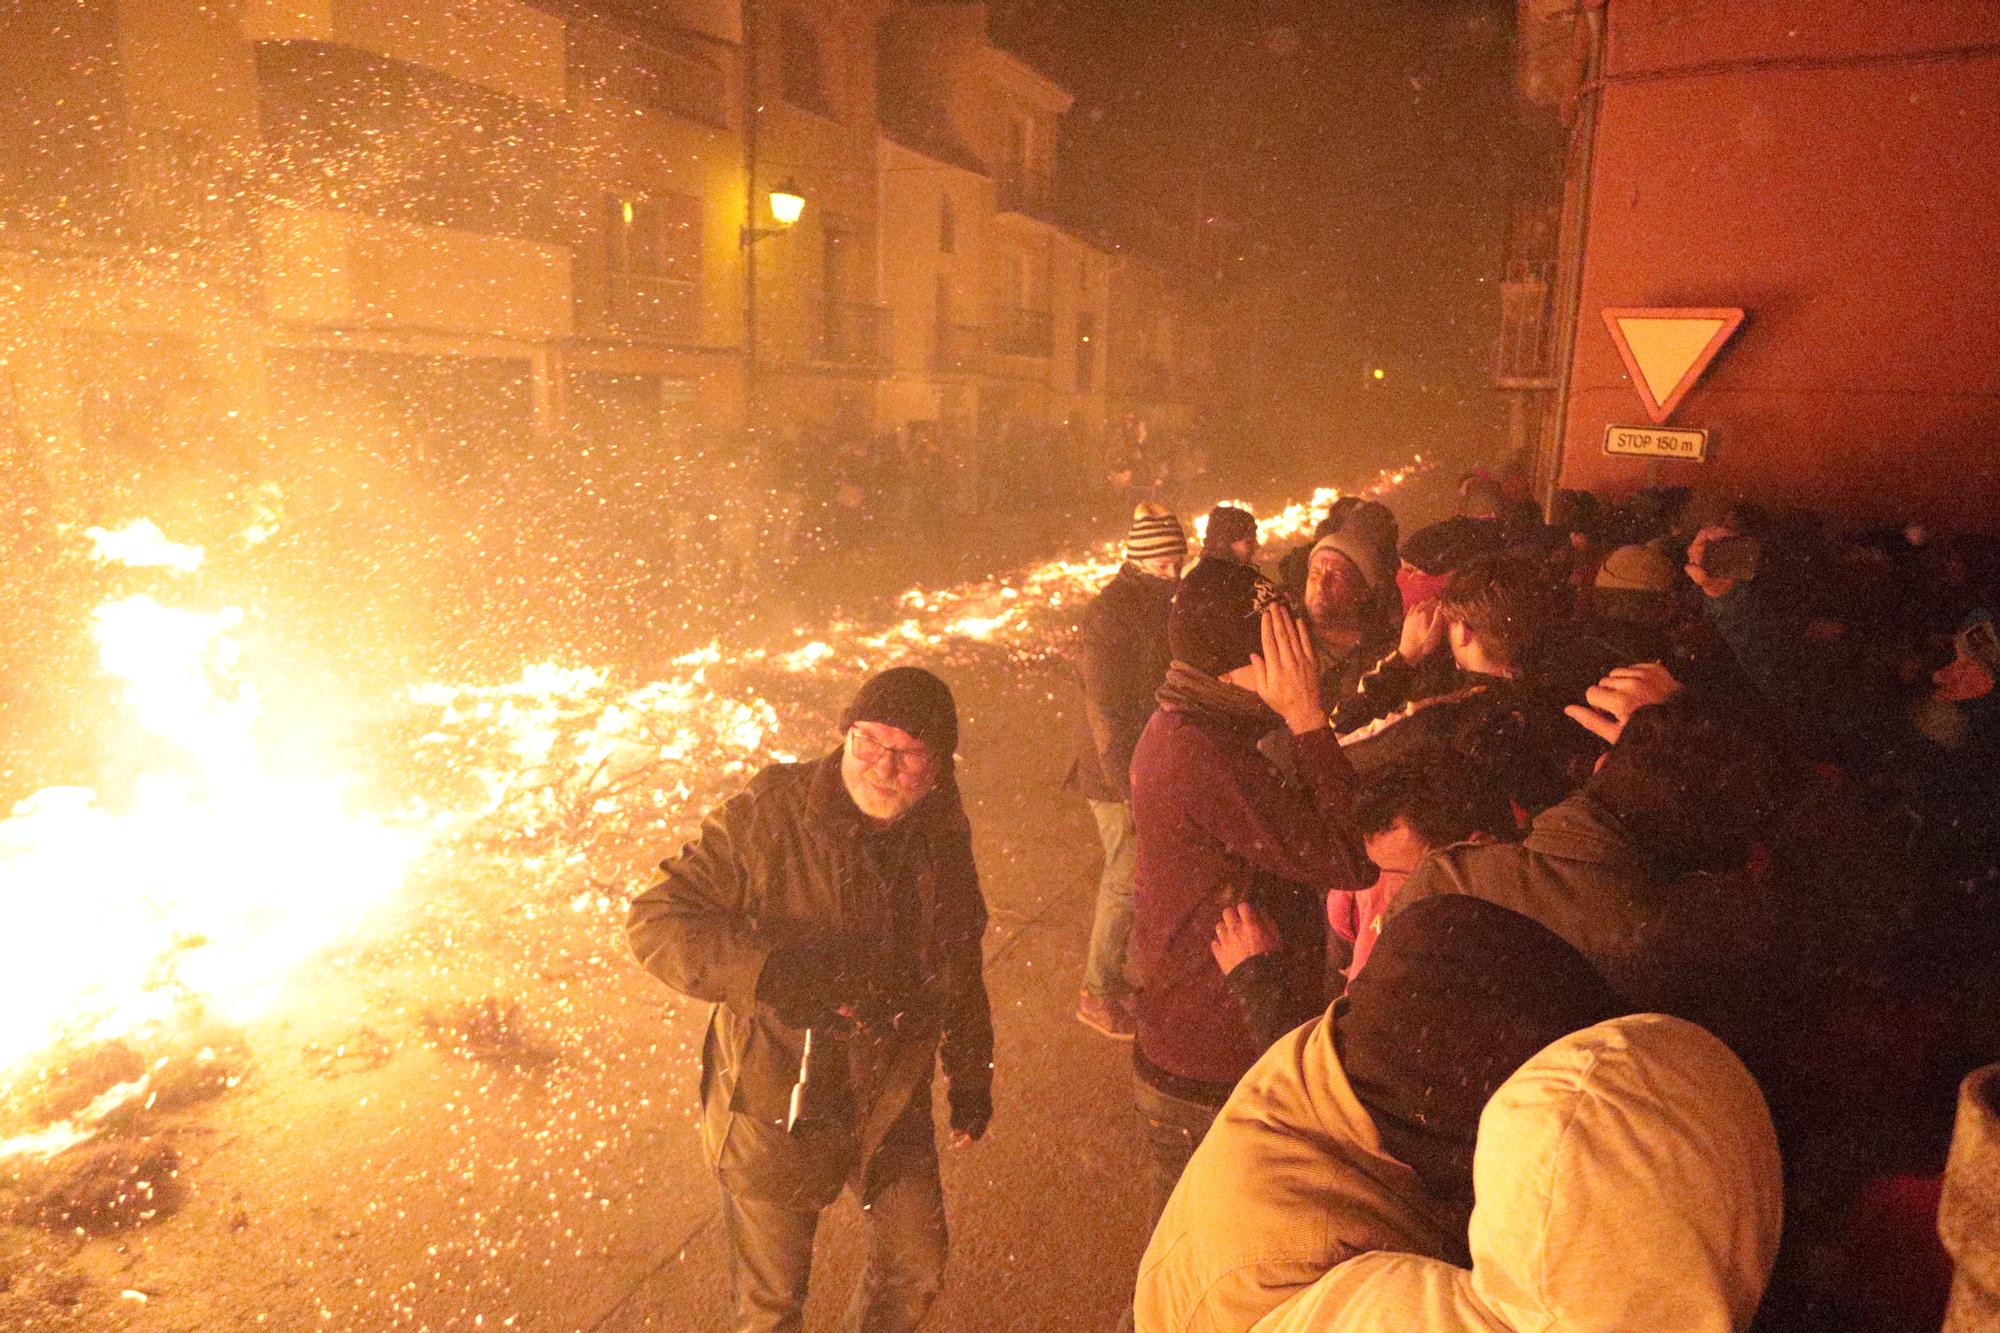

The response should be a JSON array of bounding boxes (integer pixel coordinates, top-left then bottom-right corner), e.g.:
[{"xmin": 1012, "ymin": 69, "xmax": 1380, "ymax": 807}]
[
  {"xmin": 939, "ymin": 195, "xmax": 955, "ymax": 254},
  {"xmin": 1007, "ymin": 115, "xmax": 1032, "ymax": 171},
  {"xmin": 604, "ymin": 193, "xmax": 701, "ymax": 335},
  {"xmin": 779, "ymin": 11, "xmax": 829, "ymax": 115}
]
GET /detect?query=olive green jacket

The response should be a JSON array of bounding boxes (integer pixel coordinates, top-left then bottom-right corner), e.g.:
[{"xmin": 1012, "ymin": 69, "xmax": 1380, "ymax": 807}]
[{"xmin": 627, "ymin": 751, "xmax": 992, "ymax": 1199}]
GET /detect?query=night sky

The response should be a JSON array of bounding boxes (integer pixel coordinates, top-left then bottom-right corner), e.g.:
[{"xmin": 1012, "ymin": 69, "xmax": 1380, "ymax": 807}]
[{"xmin": 994, "ymin": 0, "xmax": 1523, "ymax": 474}]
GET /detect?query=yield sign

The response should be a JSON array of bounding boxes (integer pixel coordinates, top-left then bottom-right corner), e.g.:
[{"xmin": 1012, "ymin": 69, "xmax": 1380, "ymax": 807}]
[{"xmin": 1601, "ymin": 307, "xmax": 1744, "ymax": 425}]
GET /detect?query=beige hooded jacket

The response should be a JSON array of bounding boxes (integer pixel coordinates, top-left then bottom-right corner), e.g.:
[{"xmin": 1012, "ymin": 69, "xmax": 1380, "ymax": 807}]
[
  {"xmin": 1247, "ymin": 1014, "xmax": 1783, "ymax": 1333},
  {"xmin": 1133, "ymin": 1011, "xmax": 1460, "ymax": 1333}
]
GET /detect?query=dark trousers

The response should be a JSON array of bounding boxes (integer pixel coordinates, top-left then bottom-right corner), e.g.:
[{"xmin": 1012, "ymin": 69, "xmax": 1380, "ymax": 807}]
[
  {"xmin": 717, "ymin": 1120, "xmax": 948, "ymax": 1333},
  {"xmin": 1118, "ymin": 1073, "xmax": 1225, "ymax": 1331},
  {"xmin": 1133, "ymin": 1074, "xmax": 1224, "ymax": 1232}
]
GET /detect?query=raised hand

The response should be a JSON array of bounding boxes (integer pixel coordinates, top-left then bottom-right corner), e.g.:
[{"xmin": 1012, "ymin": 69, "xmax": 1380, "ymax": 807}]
[
  {"xmin": 1247, "ymin": 601, "xmax": 1327, "ymax": 735},
  {"xmin": 1684, "ymin": 526, "xmax": 1739, "ymax": 598},
  {"xmin": 1398, "ymin": 597, "xmax": 1448, "ymax": 666},
  {"xmin": 1564, "ymin": 662, "xmax": 1683, "ymax": 745}
]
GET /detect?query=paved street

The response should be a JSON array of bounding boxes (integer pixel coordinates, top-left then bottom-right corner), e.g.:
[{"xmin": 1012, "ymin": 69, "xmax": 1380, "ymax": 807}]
[{"xmin": 0, "ymin": 467, "xmax": 1449, "ymax": 1333}]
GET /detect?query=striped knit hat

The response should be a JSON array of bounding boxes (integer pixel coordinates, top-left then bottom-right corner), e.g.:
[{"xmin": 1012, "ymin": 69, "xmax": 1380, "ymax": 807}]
[{"xmin": 1125, "ymin": 503, "xmax": 1188, "ymax": 563}]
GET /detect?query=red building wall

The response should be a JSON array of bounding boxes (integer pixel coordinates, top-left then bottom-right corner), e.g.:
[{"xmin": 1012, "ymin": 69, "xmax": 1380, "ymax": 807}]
[{"xmin": 1556, "ymin": 0, "xmax": 2000, "ymax": 528}]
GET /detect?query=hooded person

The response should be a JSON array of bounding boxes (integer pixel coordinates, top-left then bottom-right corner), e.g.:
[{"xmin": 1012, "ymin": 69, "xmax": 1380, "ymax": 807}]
[
  {"xmin": 1136, "ymin": 897, "xmax": 1623, "ymax": 1333},
  {"xmin": 1066, "ymin": 503, "xmax": 1189, "ymax": 1040},
  {"xmin": 1125, "ymin": 557, "xmax": 1374, "ymax": 1234},
  {"xmin": 626, "ymin": 666, "xmax": 994, "ymax": 1333},
  {"xmin": 1248, "ymin": 1013, "xmax": 1784, "ymax": 1333}
]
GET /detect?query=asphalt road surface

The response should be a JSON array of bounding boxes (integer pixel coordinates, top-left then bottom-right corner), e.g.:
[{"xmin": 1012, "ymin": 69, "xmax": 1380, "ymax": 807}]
[{"xmin": 0, "ymin": 465, "xmax": 1449, "ymax": 1332}]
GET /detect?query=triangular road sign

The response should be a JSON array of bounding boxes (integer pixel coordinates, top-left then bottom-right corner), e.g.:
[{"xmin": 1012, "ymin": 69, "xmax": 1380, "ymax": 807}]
[{"xmin": 1601, "ymin": 307, "xmax": 1744, "ymax": 425}]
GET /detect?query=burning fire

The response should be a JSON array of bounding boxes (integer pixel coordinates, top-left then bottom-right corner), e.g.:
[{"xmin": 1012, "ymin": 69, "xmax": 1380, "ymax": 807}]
[
  {"xmin": 0, "ymin": 522, "xmax": 428, "ymax": 1153},
  {"xmin": 0, "ymin": 461, "xmax": 1426, "ymax": 1159}
]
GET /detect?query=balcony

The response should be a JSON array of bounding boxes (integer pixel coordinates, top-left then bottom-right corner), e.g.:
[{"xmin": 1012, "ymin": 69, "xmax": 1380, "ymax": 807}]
[
  {"xmin": 242, "ymin": 0, "xmax": 567, "ymax": 109},
  {"xmin": 258, "ymin": 205, "xmax": 573, "ymax": 341},
  {"xmin": 572, "ymin": 21, "xmax": 729, "ymax": 128},
  {"xmin": 816, "ymin": 302, "xmax": 890, "ymax": 368},
  {"xmin": 996, "ymin": 306, "xmax": 1053, "ymax": 358},
  {"xmin": 607, "ymin": 270, "xmax": 699, "ymax": 339},
  {"xmin": 930, "ymin": 323, "xmax": 986, "ymax": 375},
  {"xmin": 995, "ymin": 164, "xmax": 1054, "ymax": 221}
]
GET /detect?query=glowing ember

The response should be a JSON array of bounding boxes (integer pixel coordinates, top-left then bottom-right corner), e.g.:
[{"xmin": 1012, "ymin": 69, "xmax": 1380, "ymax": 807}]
[
  {"xmin": 83, "ymin": 519, "xmax": 205, "ymax": 574},
  {"xmin": 0, "ymin": 542, "xmax": 430, "ymax": 1142},
  {"xmin": 0, "ymin": 462, "xmax": 1428, "ymax": 1160}
]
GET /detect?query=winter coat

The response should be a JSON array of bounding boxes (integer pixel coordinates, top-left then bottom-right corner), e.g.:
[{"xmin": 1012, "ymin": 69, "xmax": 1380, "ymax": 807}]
[
  {"xmin": 1066, "ymin": 563, "xmax": 1178, "ymax": 802},
  {"xmin": 1248, "ymin": 1014, "xmax": 1783, "ymax": 1333},
  {"xmin": 1134, "ymin": 1009, "xmax": 1459, "ymax": 1333},
  {"xmin": 626, "ymin": 751, "xmax": 993, "ymax": 1203},
  {"xmin": 1388, "ymin": 792, "xmax": 1745, "ymax": 1015},
  {"xmin": 1129, "ymin": 707, "xmax": 1371, "ymax": 1093}
]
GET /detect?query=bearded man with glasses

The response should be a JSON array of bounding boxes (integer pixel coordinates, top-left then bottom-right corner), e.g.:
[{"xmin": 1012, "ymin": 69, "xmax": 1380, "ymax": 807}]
[{"xmin": 627, "ymin": 666, "xmax": 993, "ymax": 1333}]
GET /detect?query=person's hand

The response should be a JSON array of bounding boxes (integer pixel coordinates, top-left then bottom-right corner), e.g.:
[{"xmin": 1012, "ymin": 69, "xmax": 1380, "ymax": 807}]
[
  {"xmin": 1244, "ymin": 602, "xmax": 1325, "ymax": 734},
  {"xmin": 949, "ymin": 1088, "xmax": 992, "ymax": 1148},
  {"xmin": 1564, "ymin": 662, "xmax": 1683, "ymax": 745},
  {"xmin": 1398, "ymin": 598, "xmax": 1448, "ymax": 666},
  {"xmin": 758, "ymin": 940, "xmax": 864, "ymax": 1031},
  {"xmin": 1684, "ymin": 526, "xmax": 1739, "ymax": 598},
  {"xmin": 1211, "ymin": 901, "xmax": 1281, "ymax": 975}
]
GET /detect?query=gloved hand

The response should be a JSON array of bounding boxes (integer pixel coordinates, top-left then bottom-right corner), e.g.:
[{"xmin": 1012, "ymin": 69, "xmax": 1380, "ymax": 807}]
[
  {"xmin": 948, "ymin": 1085, "xmax": 992, "ymax": 1144},
  {"xmin": 757, "ymin": 940, "xmax": 857, "ymax": 1031}
]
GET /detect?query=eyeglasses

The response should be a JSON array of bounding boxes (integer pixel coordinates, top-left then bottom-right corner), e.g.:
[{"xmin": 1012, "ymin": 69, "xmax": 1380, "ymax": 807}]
[{"xmin": 847, "ymin": 726, "xmax": 936, "ymax": 775}]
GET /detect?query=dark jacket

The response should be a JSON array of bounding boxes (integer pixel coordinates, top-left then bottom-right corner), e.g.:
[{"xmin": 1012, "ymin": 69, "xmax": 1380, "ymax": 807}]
[
  {"xmin": 1129, "ymin": 706, "xmax": 1372, "ymax": 1096},
  {"xmin": 1386, "ymin": 792, "xmax": 1773, "ymax": 1019},
  {"xmin": 1065, "ymin": 562, "xmax": 1176, "ymax": 802},
  {"xmin": 627, "ymin": 751, "xmax": 992, "ymax": 1200}
]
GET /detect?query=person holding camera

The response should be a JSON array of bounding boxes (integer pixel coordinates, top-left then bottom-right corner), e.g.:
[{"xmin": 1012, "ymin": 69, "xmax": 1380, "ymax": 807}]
[{"xmin": 626, "ymin": 667, "xmax": 993, "ymax": 1333}]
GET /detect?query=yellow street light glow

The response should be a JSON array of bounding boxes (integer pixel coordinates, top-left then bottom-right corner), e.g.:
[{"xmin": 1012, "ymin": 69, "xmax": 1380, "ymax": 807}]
[
  {"xmin": 769, "ymin": 179, "xmax": 805, "ymax": 228},
  {"xmin": 1371, "ymin": 367, "xmax": 1386, "ymax": 380},
  {"xmin": 621, "ymin": 198, "xmax": 634, "ymax": 226}
]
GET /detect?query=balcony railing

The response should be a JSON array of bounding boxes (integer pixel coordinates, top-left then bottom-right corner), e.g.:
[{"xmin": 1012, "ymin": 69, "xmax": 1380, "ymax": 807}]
[
  {"xmin": 995, "ymin": 163, "xmax": 1053, "ymax": 220},
  {"xmin": 817, "ymin": 302, "xmax": 890, "ymax": 368},
  {"xmin": 607, "ymin": 270, "xmax": 698, "ymax": 337},
  {"xmin": 931, "ymin": 323, "xmax": 986, "ymax": 374},
  {"xmin": 258, "ymin": 205, "xmax": 573, "ymax": 340},
  {"xmin": 996, "ymin": 306, "xmax": 1052, "ymax": 357},
  {"xmin": 575, "ymin": 20, "xmax": 728, "ymax": 128}
]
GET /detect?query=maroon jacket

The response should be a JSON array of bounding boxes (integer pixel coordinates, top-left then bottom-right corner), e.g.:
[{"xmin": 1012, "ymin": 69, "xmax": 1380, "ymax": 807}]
[{"xmin": 1128, "ymin": 705, "xmax": 1371, "ymax": 1096}]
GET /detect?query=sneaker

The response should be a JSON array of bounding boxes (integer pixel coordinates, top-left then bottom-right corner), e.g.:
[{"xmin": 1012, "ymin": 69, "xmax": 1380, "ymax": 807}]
[{"xmin": 1076, "ymin": 990, "xmax": 1136, "ymax": 1041}]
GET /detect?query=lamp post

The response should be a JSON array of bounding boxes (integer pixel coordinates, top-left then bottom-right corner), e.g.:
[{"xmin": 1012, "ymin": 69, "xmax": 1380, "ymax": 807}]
[{"xmin": 742, "ymin": 177, "xmax": 804, "ymax": 411}]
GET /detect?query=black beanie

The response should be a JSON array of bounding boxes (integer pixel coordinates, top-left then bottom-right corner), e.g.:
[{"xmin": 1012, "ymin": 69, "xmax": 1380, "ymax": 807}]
[
  {"xmin": 1169, "ymin": 558, "xmax": 1282, "ymax": 678},
  {"xmin": 839, "ymin": 666, "xmax": 959, "ymax": 761},
  {"xmin": 1399, "ymin": 514, "xmax": 1503, "ymax": 577},
  {"xmin": 1334, "ymin": 895, "xmax": 1621, "ymax": 1223},
  {"xmin": 1204, "ymin": 505, "xmax": 1258, "ymax": 552}
]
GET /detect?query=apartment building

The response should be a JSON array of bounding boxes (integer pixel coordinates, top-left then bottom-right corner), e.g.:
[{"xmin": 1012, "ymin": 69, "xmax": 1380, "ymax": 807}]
[{"xmin": 0, "ymin": 0, "xmax": 1215, "ymax": 526}]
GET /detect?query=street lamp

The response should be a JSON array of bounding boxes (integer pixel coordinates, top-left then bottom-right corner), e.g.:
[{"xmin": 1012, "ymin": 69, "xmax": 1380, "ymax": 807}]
[{"xmin": 743, "ymin": 177, "xmax": 805, "ymax": 246}]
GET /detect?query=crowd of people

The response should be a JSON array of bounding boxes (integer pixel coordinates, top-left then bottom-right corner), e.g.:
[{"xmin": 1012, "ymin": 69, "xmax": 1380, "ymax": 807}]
[
  {"xmin": 624, "ymin": 467, "xmax": 1997, "ymax": 1332},
  {"xmin": 1066, "ymin": 475, "xmax": 1998, "ymax": 1332}
]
